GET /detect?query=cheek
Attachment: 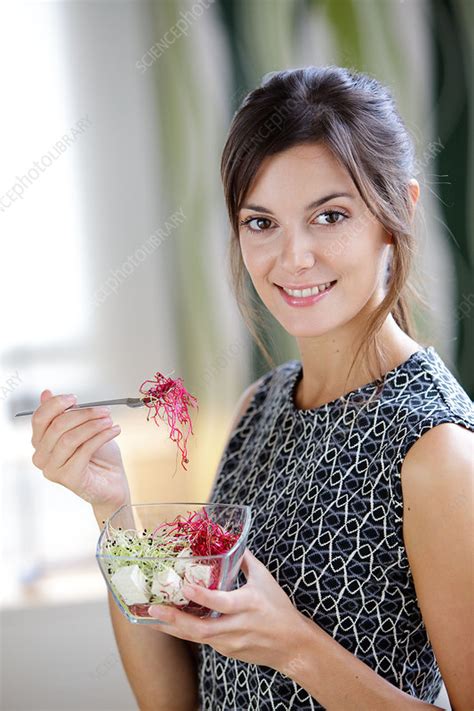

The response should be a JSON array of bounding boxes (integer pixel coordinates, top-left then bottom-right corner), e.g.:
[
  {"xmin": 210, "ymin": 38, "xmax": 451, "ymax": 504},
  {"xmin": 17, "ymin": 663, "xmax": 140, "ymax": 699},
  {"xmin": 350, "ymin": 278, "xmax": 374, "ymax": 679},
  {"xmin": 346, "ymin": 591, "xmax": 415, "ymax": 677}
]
[
  {"xmin": 240, "ymin": 241, "xmax": 271, "ymax": 277},
  {"xmin": 333, "ymin": 229, "xmax": 388, "ymax": 284}
]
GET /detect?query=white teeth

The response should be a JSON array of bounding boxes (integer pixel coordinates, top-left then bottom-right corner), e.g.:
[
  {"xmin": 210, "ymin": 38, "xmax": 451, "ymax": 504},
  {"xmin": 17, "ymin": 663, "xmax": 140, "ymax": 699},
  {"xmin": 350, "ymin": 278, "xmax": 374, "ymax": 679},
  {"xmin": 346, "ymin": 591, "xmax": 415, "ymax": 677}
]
[{"xmin": 283, "ymin": 282, "xmax": 334, "ymax": 297}]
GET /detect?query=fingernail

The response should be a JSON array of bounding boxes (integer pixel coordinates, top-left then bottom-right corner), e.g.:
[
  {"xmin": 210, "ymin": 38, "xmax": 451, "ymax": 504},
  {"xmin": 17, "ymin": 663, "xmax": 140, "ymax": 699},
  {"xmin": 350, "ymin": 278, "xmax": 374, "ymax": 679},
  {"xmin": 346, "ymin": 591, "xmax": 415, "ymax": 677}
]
[
  {"xmin": 111, "ymin": 424, "xmax": 121, "ymax": 431},
  {"xmin": 64, "ymin": 394, "xmax": 77, "ymax": 403},
  {"xmin": 149, "ymin": 605, "xmax": 170, "ymax": 618}
]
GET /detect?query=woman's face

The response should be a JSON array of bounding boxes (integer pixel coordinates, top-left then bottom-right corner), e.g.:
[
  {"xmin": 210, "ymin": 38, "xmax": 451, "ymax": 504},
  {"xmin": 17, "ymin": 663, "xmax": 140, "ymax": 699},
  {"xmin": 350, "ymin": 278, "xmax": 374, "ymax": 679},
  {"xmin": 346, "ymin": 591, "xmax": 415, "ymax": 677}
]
[{"xmin": 237, "ymin": 142, "xmax": 393, "ymax": 339}]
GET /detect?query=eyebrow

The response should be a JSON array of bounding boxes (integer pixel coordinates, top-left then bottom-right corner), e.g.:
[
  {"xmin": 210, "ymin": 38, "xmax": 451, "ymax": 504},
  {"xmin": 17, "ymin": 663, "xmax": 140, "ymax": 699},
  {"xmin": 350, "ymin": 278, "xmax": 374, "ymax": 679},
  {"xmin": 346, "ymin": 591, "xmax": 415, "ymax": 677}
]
[{"xmin": 240, "ymin": 192, "xmax": 355, "ymax": 215}]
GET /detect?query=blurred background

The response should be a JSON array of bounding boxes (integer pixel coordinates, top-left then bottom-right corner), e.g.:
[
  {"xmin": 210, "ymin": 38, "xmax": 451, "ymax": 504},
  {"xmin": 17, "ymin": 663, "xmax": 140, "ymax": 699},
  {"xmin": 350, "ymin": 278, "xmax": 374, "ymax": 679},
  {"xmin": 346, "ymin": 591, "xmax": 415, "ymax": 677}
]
[{"xmin": 0, "ymin": 0, "xmax": 471, "ymax": 709}]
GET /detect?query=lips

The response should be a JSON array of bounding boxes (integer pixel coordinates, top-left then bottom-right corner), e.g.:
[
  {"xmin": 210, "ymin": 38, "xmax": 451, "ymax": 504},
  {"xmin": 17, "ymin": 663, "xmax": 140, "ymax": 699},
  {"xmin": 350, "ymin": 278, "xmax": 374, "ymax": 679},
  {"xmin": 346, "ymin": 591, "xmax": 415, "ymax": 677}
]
[
  {"xmin": 279, "ymin": 280, "xmax": 337, "ymax": 296},
  {"xmin": 276, "ymin": 280, "xmax": 337, "ymax": 307}
]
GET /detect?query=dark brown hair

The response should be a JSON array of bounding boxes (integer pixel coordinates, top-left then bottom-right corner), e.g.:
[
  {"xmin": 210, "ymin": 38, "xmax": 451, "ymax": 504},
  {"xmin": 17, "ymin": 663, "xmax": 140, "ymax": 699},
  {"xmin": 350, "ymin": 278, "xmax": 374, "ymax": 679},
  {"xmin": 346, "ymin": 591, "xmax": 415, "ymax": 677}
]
[{"xmin": 221, "ymin": 65, "xmax": 427, "ymax": 388}]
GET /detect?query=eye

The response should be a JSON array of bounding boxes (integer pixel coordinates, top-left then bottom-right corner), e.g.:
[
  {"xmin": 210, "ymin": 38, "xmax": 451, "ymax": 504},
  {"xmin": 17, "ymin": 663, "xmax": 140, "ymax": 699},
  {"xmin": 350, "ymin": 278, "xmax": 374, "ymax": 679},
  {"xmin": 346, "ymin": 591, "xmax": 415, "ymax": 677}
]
[
  {"xmin": 314, "ymin": 210, "xmax": 348, "ymax": 226},
  {"xmin": 239, "ymin": 210, "xmax": 348, "ymax": 234},
  {"xmin": 239, "ymin": 216, "xmax": 274, "ymax": 233}
]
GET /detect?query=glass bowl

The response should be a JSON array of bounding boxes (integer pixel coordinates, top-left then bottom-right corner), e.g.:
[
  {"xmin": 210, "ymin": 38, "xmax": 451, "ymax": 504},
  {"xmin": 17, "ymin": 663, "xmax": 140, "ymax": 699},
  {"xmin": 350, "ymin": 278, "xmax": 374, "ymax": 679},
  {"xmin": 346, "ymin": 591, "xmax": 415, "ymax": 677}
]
[{"xmin": 96, "ymin": 502, "xmax": 252, "ymax": 625}]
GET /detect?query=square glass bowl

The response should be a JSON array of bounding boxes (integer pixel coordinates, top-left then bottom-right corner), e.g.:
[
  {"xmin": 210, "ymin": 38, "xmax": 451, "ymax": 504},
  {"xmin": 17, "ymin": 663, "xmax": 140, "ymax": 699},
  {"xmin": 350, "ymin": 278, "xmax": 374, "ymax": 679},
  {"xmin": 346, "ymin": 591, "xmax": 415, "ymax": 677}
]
[{"xmin": 96, "ymin": 502, "xmax": 252, "ymax": 624}]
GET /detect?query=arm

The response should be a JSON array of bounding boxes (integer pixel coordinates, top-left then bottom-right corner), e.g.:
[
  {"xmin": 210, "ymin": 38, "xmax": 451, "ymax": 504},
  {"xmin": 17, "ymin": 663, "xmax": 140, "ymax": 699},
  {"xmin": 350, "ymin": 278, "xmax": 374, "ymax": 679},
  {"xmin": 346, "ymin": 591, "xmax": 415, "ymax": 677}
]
[
  {"xmin": 274, "ymin": 422, "xmax": 473, "ymax": 710},
  {"xmin": 280, "ymin": 618, "xmax": 447, "ymax": 710},
  {"xmin": 401, "ymin": 423, "xmax": 474, "ymax": 711},
  {"xmin": 30, "ymin": 391, "xmax": 192, "ymax": 708},
  {"xmin": 93, "ymin": 505, "xmax": 199, "ymax": 711}
]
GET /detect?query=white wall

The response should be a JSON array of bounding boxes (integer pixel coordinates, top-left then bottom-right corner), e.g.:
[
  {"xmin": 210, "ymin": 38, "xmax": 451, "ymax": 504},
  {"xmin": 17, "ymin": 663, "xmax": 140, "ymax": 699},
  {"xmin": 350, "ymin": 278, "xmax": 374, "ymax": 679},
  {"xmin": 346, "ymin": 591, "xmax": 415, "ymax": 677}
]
[{"xmin": 1, "ymin": 599, "xmax": 137, "ymax": 711}]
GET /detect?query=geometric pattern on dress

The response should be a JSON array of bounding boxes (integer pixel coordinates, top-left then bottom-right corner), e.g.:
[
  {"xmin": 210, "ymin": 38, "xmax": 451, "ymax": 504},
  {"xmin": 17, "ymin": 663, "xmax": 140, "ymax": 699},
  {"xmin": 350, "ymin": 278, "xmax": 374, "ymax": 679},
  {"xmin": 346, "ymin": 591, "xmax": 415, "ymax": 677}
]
[{"xmin": 197, "ymin": 346, "xmax": 474, "ymax": 710}]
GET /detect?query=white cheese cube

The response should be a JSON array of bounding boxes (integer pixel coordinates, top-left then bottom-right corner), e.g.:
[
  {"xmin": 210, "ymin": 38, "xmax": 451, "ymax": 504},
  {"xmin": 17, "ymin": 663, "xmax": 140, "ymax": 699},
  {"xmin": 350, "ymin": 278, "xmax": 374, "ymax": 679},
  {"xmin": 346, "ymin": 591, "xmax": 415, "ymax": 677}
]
[
  {"xmin": 174, "ymin": 547, "xmax": 193, "ymax": 576},
  {"xmin": 111, "ymin": 564, "xmax": 150, "ymax": 605},
  {"xmin": 184, "ymin": 562, "xmax": 212, "ymax": 587},
  {"xmin": 170, "ymin": 587, "xmax": 190, "ymax": 605},
  {"xmin": 152, "ymin": 567, "xmax": 186, "ymax": 603}
]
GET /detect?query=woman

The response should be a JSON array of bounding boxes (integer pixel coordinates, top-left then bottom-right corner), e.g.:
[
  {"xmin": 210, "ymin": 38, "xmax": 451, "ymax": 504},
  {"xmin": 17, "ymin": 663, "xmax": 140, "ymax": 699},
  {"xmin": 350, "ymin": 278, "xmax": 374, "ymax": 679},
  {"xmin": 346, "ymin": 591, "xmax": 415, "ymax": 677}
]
[{"xmin": 31, "ymin": 66, "xmax": 473, "ymax": 710}]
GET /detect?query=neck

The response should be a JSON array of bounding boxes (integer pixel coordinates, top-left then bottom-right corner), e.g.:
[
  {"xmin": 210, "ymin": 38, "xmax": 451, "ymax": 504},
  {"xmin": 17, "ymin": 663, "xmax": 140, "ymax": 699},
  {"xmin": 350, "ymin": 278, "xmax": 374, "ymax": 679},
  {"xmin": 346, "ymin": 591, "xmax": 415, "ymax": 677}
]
[{"xmin": 294, "ymin": 308, "xmax": 421, "ymax": 410}]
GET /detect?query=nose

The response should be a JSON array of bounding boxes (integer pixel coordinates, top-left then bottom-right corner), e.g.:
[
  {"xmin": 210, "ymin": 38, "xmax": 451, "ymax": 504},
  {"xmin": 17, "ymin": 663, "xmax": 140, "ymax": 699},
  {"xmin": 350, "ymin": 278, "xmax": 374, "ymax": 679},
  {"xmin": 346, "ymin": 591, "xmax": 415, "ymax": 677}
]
[{"xmin": 279, "ymin": 228, "xmax": 316, "ymax": 273}]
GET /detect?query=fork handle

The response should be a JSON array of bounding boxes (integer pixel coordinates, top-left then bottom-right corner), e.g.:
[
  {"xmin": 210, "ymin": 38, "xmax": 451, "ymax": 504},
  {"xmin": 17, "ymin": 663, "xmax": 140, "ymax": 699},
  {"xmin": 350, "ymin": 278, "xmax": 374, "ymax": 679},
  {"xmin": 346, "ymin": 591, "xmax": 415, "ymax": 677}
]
[
  {"xmin": 67, "ymin": 398, "xmax": 131, "ymax": 409},
  {"xmin": 14, "ymin": 397, "xmax": 143, "ymax": 417}
]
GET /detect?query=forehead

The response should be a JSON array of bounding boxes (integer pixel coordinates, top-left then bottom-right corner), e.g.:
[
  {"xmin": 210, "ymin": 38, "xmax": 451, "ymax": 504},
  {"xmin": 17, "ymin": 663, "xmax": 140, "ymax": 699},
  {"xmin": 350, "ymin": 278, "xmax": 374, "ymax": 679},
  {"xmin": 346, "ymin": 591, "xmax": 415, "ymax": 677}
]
[{"xmin": 244, "ymin": 142, "xmax": 354, "ymax": 200}]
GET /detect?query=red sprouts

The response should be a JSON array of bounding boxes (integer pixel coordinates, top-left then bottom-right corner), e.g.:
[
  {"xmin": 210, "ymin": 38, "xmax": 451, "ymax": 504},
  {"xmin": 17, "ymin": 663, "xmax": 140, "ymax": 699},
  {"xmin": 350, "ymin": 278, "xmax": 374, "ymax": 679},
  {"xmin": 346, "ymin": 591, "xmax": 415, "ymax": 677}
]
[
  {"xmin": 152, "ymin": 509, "xmax": 240, "ymax": 557},
  {"xmin": 139, "ymin": 370, "xmax": 198, "ymax": 471}
]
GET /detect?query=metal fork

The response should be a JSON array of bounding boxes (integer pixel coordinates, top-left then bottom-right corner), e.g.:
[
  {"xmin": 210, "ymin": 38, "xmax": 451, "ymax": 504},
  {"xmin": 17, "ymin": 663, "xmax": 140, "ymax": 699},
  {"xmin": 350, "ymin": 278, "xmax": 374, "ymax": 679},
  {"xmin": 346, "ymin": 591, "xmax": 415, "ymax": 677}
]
[{"xmin": 14, "ymin": 397, "xmax": 146, "ymax": 417}]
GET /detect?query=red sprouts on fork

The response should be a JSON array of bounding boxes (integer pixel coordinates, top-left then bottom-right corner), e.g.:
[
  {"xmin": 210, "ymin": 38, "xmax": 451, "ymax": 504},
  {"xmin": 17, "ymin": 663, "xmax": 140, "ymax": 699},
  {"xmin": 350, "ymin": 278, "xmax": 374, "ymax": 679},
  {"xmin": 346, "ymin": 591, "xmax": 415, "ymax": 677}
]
[{"xmin": 139, "ymin": 371, "xmax": 199, "ymax": 472}]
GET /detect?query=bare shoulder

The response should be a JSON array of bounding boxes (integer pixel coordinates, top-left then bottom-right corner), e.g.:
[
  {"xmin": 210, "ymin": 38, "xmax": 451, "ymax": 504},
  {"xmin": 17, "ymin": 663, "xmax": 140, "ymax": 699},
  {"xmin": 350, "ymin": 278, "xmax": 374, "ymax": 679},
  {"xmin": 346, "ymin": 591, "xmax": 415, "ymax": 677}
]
[
  {"xmin": 401, "ymin": 421, "xmax": 473, "ymax": 486},
  {"xmin": 401, "ymin": 422, "xmax": 473, "ymax": 514},
  {"xmin": 400, "ymin": 421, "xmax": 473, "ymax": 536}
]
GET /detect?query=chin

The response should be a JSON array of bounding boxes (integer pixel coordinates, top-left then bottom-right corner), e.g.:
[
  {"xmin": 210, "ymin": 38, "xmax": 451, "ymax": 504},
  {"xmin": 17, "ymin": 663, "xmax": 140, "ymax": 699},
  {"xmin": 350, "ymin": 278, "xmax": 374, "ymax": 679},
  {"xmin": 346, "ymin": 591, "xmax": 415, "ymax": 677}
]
[
  {"xmin": 278, "ymin": 318, "xmax": 338, "ymax": 339},
  {"xmin": 291, "ymin": 326, "xmax": 335, "ymax": 338}
]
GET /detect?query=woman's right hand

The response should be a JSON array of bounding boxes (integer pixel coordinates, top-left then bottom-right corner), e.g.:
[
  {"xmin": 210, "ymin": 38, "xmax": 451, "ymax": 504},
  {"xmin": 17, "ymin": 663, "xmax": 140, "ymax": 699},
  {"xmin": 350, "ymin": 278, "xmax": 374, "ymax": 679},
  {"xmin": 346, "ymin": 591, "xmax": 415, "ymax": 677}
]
[{"xmin": 31, "ymin": 389, "xmax": 131, "ymax": 515}]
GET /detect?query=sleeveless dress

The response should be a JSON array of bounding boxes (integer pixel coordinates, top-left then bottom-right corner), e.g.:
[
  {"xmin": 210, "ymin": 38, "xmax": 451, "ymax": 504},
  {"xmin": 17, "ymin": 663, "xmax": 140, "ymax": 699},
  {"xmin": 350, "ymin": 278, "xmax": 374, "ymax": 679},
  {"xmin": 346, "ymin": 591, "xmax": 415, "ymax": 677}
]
[{"xmin": 196, "ymin": 346, "xmax": 474, "ymax": 710}]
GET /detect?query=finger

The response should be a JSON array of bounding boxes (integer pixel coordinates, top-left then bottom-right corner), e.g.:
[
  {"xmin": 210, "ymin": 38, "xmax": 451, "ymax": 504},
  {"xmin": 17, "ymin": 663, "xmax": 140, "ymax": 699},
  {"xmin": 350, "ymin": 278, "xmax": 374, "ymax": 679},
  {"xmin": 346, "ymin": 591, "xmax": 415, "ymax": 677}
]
[
  {"xmin": 31, "ymin": 389, "xmax": 54, "ymax": 458},
  {"xmin": 47, "ymin": 419, "xmax": 120, "ymax": 472},
  {"xmin": 42, "ymin": 424, "xmax": 121, "ymax": 495},
  {"xmin": 178, "ymin": 581, "xmax": 248, "ymax": 615},
  {"xmin": 34, "ymin": 406, "xmax": 113, "ymax": 465},
  {"xmin": 31, "ymin": 392, "xmax": 78, "ymax": 448},
  {"xmin": 66, "ymin": 422, "xmax": 121, "ymax": 471},
  {"xmin": 238, "ymin": 548, "xmax": 255, "ymax": 580},
  {"xmin": 240, "ymin": 548, "xmax": 265, "ymax": 580},
  {"xmin": 147, "ymin": 603, "xmax": 230, "ymax": 643},
  {"xmin": 34, "ymin": 412, "xmax": 114, "ymax": 470},
  {"xmin": 148, "ymin": 605, "xmax": 236, "ymax": 642}
]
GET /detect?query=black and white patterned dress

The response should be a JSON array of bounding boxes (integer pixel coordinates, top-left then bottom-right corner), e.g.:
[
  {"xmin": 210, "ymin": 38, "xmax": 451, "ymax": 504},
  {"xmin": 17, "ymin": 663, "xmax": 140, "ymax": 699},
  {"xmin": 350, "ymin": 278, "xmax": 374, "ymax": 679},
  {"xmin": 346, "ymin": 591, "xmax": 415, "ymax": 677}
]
[{"xmin": 196, "ymin": 346, "xmax": 474, "ymax": 710}]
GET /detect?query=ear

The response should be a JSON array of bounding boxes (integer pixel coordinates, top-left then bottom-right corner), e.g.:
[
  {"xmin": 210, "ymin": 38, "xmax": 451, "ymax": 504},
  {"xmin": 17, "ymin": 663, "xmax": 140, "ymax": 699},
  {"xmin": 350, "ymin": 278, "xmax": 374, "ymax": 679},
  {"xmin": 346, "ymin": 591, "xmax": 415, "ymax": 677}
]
[
  {"xmin": 407, "ymin": 178, "xmax": 420, "ymax": 218},
  {"xmin": 384, "ymin": 229, "xmax": 394, "ymax": 245},
  {"xmin": 386, "ymin": 179, "xmax": 420, "ymax": 242}
]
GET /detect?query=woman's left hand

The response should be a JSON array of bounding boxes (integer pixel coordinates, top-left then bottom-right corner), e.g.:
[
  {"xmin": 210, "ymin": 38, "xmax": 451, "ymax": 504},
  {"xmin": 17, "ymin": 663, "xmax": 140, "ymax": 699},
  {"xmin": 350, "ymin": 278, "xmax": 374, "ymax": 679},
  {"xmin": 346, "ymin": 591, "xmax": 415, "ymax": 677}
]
[{"xmin": 147, "ymin": 548, "xmax": 305, "ymax": 672}]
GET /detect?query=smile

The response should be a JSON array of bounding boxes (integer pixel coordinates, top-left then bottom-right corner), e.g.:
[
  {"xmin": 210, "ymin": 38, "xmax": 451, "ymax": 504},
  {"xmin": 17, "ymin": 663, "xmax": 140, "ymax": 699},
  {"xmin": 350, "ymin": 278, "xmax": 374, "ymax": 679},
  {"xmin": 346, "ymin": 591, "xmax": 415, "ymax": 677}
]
[
  {"xmin": 276, "ymin": 280, "xmax": 337, "ymax": 307},
  {"xmin": 281, "ymin": 282, "xmax": 334, "ymax": 297}
]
